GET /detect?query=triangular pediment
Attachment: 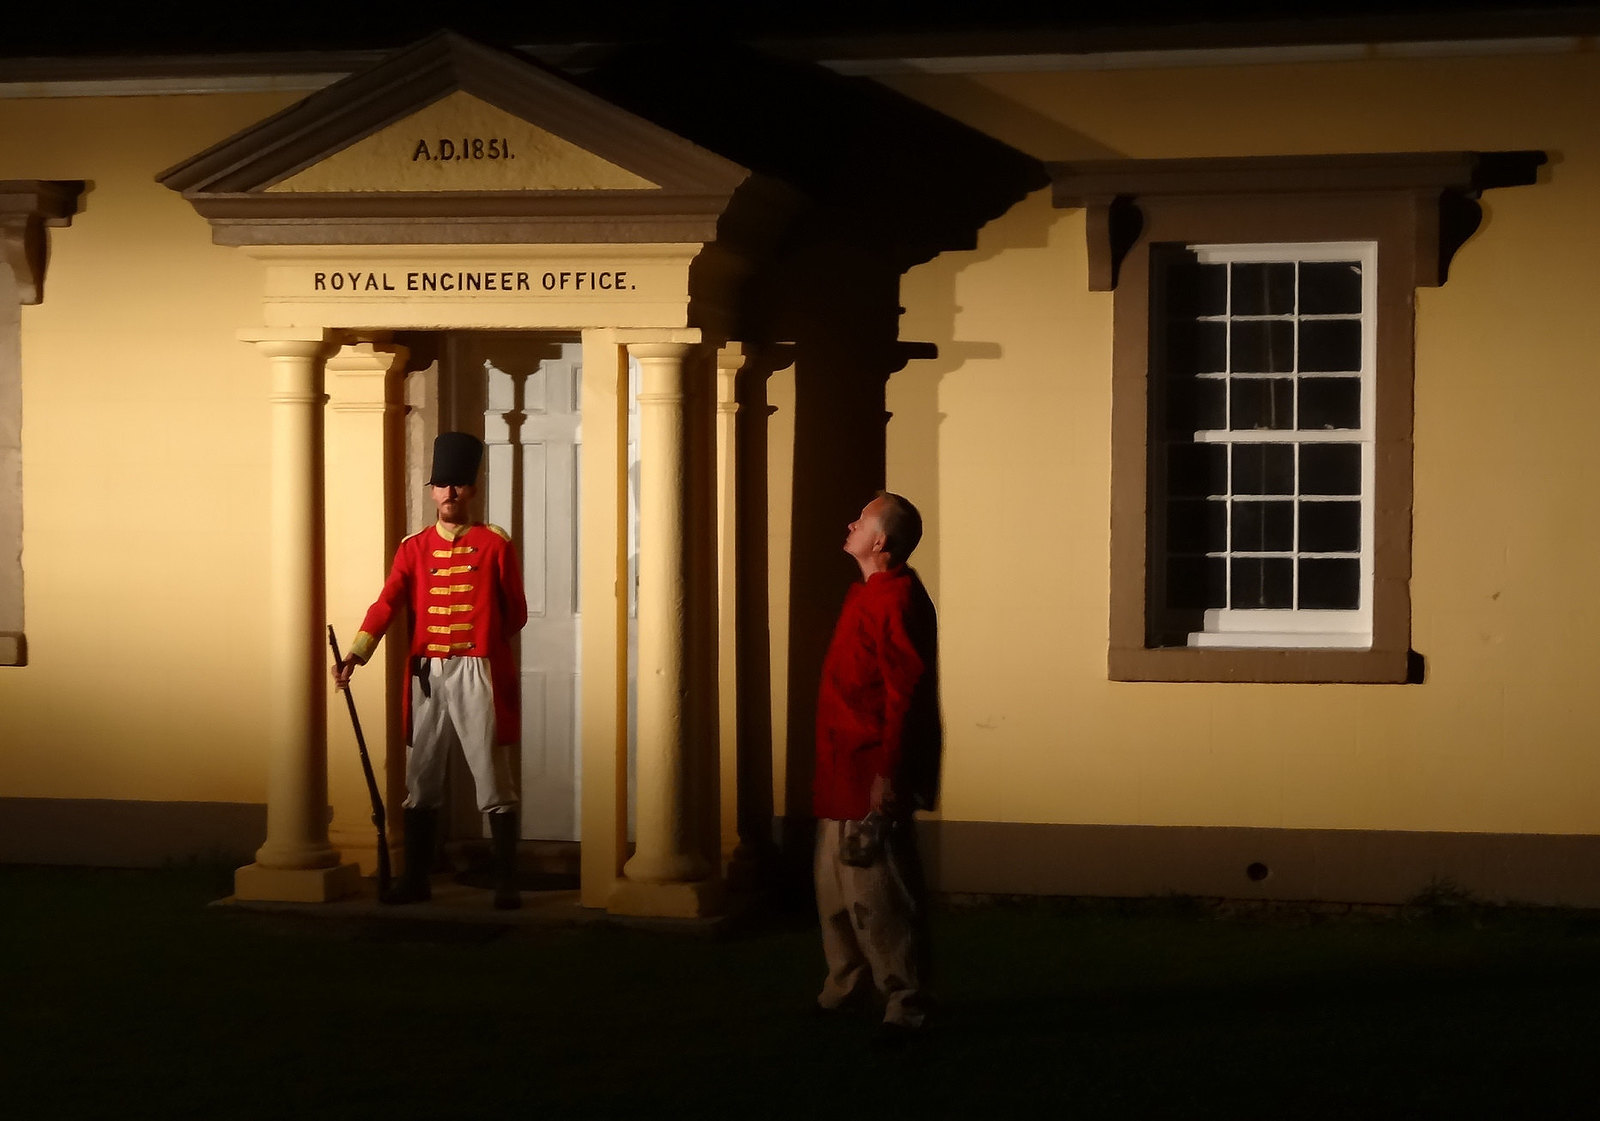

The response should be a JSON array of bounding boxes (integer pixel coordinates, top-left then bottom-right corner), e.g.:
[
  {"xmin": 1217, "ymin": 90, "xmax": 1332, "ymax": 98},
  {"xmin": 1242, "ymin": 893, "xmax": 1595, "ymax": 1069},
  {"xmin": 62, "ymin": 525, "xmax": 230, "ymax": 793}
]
[
  {"xmin": 158, "ymin": 31, "xmax": 751, "ymax": 245},
  {"xmin": 268, "ymin": 91, "xmax": 658, "ymax": 194}
]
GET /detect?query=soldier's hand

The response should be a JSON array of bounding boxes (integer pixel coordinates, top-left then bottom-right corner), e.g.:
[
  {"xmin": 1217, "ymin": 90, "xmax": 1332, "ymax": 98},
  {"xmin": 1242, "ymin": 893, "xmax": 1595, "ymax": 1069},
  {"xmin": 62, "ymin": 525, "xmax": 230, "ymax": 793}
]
[{"xmin": 332, "ymin": 655, "xmax": 358, "ymax": 690}]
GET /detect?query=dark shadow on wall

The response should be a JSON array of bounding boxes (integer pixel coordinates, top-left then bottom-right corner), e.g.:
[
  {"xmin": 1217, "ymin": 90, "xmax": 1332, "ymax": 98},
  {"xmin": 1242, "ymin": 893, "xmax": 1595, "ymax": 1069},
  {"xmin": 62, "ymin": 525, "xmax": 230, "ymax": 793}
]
[
  {"xmin": 886, "ymin": 187, "xmax": 1062, "ymax": 607},
  {"xmin": 583, "ymin": 44, "xmax": 1048, "ymax": 899},
  {"xmin": 728, "ymin": 344, "xmax": 788, "ymax": 889}
]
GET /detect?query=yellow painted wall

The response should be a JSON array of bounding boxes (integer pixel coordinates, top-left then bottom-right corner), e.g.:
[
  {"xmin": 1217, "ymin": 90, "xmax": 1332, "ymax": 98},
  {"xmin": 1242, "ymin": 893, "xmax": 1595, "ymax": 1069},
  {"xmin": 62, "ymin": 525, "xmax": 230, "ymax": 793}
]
[
  {"xmin": 878, "ymin": 50, "xmax": 1600, "ymax": 837},
  {"xmin": 0, "ymin": 91, "xmax": 301, "ymax": 803},
  {"xmin": 7, "ymin": 44, "xmax": 1600, "ymax": 874}
]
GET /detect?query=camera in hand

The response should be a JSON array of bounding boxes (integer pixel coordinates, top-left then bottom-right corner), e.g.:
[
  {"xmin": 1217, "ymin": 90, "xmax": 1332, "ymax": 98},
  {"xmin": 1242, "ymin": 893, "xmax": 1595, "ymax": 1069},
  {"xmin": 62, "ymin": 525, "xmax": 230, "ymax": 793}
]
[{"xmin": 840, "ymin": 812, "xmax": 890, "ymax": 867}]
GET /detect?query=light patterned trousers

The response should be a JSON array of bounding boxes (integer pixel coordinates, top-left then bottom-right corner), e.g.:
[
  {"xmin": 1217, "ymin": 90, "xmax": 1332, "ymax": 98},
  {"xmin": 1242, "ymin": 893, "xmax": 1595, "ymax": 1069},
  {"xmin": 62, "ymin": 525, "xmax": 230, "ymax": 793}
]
[
  {"xmin": 403, "ymin": 656, "xmax": 518, "ymax": 813},
  {"xmin": 815, "ymin": 817, "xmax": 930, "ymax": 1027}
]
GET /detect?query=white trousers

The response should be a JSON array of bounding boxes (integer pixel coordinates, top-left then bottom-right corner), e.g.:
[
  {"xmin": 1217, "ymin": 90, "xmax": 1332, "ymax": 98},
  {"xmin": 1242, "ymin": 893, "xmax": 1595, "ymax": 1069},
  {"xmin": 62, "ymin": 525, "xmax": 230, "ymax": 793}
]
[
  {"xmin": 815, "ymin": 818, "xmax": 929, "ymax": 1027},
  {"xmin": 403, "ymin": 656, "xmax": 518, "ymax": 813}
]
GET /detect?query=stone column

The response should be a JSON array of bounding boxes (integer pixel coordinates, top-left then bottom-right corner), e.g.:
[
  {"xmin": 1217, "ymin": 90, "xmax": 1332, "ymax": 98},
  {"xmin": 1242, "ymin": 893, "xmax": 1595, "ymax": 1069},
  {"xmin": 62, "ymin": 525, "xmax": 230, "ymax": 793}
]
[
  {"xmin": 713, "ymin": 344, "xmax": 750, "ymax": 878},
  {"xmin": 325, "ymin": 339, "xmax": 409, "ymax": 879},
  {"xmin": 611, "ymin": 338, "xmax": 722, "ymax": 917},
  {"xmin": 234, "ymin": 331, "xmax": 361, "ymax": 903}
]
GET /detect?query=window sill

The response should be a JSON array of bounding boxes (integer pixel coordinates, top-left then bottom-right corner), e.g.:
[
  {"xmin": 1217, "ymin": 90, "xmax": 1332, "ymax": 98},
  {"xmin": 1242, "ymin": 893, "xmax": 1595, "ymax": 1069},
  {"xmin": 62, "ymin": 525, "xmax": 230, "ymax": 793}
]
[
  {"xmin": 1188, "ymin": 632, "xmax": 1371, "ymax": 650},
  {"xmin": 1110, "ymin": 644, "xmax": 1414, "ymax": 684}
]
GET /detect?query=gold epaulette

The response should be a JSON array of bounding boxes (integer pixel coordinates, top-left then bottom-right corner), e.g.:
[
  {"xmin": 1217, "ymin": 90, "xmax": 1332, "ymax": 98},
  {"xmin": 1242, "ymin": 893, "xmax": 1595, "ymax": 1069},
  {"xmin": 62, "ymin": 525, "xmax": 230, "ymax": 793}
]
[{"xmin": 485, "ymin": 524, "xmax": 511, "ymax": 541}]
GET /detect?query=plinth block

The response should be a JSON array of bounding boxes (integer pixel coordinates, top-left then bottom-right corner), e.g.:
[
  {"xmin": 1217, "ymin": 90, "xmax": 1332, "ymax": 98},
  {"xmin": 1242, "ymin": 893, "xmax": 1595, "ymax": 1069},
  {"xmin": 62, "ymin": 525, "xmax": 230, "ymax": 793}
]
[
  {"xmin": 606, "ymin": 876, "xmax": 725, "ymax": 918},
  {"xmin": 234, "ymin": 861, "xmax": 362, "ymax": 903}
]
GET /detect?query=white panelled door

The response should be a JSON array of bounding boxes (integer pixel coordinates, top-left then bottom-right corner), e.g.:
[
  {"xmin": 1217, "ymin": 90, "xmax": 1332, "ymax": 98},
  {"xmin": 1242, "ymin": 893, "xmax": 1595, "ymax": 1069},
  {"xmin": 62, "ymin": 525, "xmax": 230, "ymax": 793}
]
[{"xmin": 482, "ymin": 338, "xmax": 582, "ymax": 842}]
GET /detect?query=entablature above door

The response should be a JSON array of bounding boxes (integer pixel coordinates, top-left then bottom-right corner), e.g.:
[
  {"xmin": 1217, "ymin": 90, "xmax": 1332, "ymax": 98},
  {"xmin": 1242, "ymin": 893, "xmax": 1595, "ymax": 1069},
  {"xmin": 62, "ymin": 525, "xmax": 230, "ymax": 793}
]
[{"xmin": 245, "ymin": 242, "xmax": 704, "ymax": 331}]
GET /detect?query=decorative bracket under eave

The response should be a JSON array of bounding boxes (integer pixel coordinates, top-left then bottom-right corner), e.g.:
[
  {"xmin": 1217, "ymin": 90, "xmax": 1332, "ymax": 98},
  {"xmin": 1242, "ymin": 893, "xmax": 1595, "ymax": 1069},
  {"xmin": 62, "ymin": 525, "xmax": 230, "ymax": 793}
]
[
  {"xmin": 1047, "ymin": 151, "xmax": 1546, "ymax": 292},
  {"xmin": 0, "ymin": 180, "xmax": 87, "ymax": 305}
]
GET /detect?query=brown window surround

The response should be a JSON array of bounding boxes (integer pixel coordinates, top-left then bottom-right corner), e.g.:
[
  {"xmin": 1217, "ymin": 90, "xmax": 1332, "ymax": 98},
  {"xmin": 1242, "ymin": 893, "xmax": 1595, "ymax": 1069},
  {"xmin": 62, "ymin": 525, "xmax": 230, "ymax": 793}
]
[
  {"xmin": 0, "ymin": 180, "xmax": 85, "ymax": 667},
  {"xmin": 1049, "ymin": 152, "xmax": 1543, "ymax": 684}
]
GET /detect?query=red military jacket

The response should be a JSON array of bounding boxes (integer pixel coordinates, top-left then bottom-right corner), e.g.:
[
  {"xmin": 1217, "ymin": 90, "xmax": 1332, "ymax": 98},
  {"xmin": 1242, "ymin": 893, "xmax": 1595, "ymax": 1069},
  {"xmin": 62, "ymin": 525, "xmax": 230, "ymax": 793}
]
[
  {"xmin": 813, "ymin": 564, "xmax": 941, "ymax": 821},
  {"xmin": 349, "ymin": 521, "xmax": 528, "ymax": 744}
]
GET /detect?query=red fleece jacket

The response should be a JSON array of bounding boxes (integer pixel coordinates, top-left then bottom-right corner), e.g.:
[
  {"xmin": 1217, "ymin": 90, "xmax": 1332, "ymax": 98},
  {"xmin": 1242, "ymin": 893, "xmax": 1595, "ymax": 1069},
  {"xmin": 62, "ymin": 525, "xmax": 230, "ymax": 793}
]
[{"xmin": 813, "ymin": 564, "xmax": 940, "ymax": 821}]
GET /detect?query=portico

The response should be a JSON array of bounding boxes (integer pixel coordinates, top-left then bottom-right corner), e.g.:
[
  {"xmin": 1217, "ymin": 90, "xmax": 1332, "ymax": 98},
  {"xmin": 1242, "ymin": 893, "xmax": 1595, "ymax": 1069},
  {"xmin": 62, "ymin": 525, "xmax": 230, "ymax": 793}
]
[{"xmin": 161, "ymin": 33, "xmax": 772, "ymax": 916}]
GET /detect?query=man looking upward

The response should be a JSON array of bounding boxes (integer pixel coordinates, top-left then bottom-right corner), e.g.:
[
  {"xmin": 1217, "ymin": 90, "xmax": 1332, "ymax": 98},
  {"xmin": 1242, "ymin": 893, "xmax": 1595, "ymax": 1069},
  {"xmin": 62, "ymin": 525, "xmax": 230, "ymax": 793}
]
[
  {"xmin": 333, "ymin": 432, "xmax": 528, "ymax": 909},
  {"xmin": 813, "ymin": 491, "xmax": 941, "ymax": 1044}
]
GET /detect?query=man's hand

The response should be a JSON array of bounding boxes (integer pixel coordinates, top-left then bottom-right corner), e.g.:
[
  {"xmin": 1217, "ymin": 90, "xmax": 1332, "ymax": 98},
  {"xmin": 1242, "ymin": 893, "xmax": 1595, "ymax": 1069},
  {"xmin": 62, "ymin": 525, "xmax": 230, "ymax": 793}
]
[
  {"xmin": 869, "ymin": 773, "xmax": 898, "ymax": 815},
  {"xmin": 332, "ymin": 655, "xmax": 359, "ymax": 691}
]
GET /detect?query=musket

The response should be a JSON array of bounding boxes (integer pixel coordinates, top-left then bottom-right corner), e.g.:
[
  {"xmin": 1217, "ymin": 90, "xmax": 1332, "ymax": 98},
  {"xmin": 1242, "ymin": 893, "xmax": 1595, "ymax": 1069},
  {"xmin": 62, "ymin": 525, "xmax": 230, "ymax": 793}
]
[{"xmin": 328, "ymin": 625, "xmax": 392, "ymax": 896}]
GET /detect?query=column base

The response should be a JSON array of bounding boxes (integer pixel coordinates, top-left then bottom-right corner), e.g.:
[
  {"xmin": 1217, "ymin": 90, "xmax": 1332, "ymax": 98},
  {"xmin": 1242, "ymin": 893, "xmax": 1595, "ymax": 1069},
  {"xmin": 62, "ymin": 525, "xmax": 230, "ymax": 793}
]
[
  {"xmin": 607, "ymin": 876, "xmax": 725, "ymax": 918},
  {"xmin": 234, "ymin": 861, "xmax": 363, "ymax": 903}
]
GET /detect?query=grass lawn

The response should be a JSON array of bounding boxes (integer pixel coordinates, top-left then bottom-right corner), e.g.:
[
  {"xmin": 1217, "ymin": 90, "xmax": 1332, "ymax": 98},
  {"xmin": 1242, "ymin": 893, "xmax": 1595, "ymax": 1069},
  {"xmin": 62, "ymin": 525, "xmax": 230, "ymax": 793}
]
[{"xmin": 4, "ymin": 864, "xmax": 1599, "ymax": 1118}]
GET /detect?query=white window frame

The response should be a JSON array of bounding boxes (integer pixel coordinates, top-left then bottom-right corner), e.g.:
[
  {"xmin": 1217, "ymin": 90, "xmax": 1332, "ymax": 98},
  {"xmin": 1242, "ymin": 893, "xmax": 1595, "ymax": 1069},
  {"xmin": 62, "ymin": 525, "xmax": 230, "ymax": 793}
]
[{"xmin": 1167, "ymin": 241, "xmax": 1377, "ymax": 650}]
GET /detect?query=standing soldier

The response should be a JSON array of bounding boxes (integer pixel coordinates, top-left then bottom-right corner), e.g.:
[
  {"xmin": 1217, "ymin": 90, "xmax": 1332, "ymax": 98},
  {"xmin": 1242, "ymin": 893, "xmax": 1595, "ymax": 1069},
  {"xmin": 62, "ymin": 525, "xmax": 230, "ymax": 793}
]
[{"xmin": 333, "ymin": 432, "xmax": 528, "ymax": 909}]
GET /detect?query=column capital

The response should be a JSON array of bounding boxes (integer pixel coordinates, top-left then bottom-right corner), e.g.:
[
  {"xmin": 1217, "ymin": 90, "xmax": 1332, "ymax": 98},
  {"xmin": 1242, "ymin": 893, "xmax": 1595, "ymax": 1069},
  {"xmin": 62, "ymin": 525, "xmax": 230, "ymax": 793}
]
[
  {"xmin": 715, "ymin": 343, "xmax": 745, "ymax": 411},
  {"xmin": 631, "ymin": 340, "xmax": 697, "ymax": 403},
  {"xmin": 607, "ymin": 327, "xmax": 702, "ymax": 344},
  {"xmin": 237, "ymin": 327, "xmax": 338, "ymax": 361},
  {"xmin": 327, "ymin": 342, "xmax": 410, "ymax": 413},
  {"xmin": 325, "ymin": 340, "xmax": 410, "ymax": 373},
  {"xmin": 627, "ymin": 340, "xmax": 695, "ymax": 362}
]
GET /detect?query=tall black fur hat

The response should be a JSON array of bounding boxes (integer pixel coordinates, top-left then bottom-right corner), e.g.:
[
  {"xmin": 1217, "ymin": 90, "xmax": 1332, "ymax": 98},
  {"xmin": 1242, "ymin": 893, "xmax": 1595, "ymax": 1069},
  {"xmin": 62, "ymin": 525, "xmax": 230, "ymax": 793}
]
[{"xmin": 428, "ymin": 432, "xmax": 483, "ymax": 487}]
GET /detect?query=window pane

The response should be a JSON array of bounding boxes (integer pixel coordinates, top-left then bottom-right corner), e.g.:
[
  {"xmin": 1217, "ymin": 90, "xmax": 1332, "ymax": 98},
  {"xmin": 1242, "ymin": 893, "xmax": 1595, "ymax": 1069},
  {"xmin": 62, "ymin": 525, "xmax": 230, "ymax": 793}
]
[
  {"xmin": 1166, "ymin": 443, "xmax": 1227, "ymax": 497},
  {"xmin": 1166, "ymin": 376, "xmax": 1226, "ymax": 433},
  {"xmin": 1300, "ymin": 443, "xmax": 1362, "ymax": 495},
  {"xmin": 1167, "ymin": 499, "xmax": 1226, "ymax": 553},
  {"xmin": 1230, "ymin": 557, "xmax": 1293, "ymax": 609},
  {"xmin": 1165, "ymin": 261, "xmax": 1228, "ymax": 317},
  {"xmin": 1230, "ymin": 378, "xmax": 1294, "ymax": 430},
  {"xmin": 1231, "ymin": 499, "xmax": 1294, "ymax": 552},
  {"xmin": 1149, "ymin": 244, "xmax": 1376, "ymax": 648},
  {"xmin": 1162, "ymin": 321, "xmax": 1227, "ymax": 375},
  {"xmin": 1167, "ymin": 556, "xmax": 1226, "ymax": 610},
  {"xmin": 1231, "ymin": 262, "xmax": 1295, "ymax": 315},
  {"xmin": 1299, "ymin": 261, "xmax": 1362, "ymax": 314},
  {"xmin": 1299, "ymin": 500, "xmax": 1361, "ymax": 552},
  {"xmin": 1299, "ymin": 320, "xmax": 1361, "ymax": 373},
  {"xmin": 1230, "ymin": 321, "xmax": 1295, "ymax": 373},
  {"xmin": 1298, "ymin": 377, "xmax": 1361, "ymax": 430},
  {"xmin": 1232, "ymin": 443, "xmax": 1295, "ymax": 495},
  {"xmin": 1299, "ymin": 558, "xmax": 1361, "ymax": 609}
]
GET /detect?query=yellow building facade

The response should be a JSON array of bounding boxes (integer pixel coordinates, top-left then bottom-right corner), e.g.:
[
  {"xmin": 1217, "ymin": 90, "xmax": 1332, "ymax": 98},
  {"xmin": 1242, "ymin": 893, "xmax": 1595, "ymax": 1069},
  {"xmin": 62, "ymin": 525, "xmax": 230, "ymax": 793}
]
[{"xmin": 2, "ymin": 29, "xmax": 1596, "ymax": 911}]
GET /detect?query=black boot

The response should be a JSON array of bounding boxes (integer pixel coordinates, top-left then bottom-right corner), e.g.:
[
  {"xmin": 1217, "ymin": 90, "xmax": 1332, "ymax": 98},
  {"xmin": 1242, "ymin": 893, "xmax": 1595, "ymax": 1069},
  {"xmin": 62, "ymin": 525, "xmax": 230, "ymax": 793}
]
[
  {"xmin": 489, "ymin": 811, "xmax": 522, "ymax": 911},
  {"xmin": 382, "ymin": 806, "xmax": 436, "ymax": 905}
]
